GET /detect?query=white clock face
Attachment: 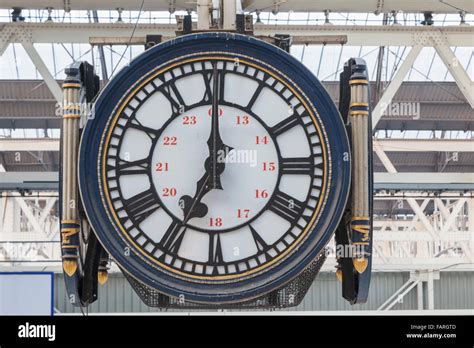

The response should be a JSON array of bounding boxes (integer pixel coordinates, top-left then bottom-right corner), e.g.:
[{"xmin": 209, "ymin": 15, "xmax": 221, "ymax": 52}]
[
  {"xmin": 151, "ymin": 104, "xmax": 280, "ymax": 231},
  {"xmin": 103, "ymin": 58, "xmax": 326, "ymax": 280}
]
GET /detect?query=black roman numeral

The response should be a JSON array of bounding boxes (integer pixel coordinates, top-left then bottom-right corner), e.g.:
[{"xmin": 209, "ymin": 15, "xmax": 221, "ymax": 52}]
[
  {"xmin": 159, "ymin": 219, "xmax": 186, "ymax": 253},
  {"xmin": 202, "ymin": 70, "xmax": 214, "ymax": 102},
  {"xmin": 119, "ymin": 189, "xmax": 160, "ymax": 225},
  {"xmin": 268, "ymin": 190, "xmax": 305, "ymax": 223},
  {"xmin": 109, "ymin": 157, "xmax": 149, "ymax": 177},
  {"xmin": 247, "ymin": 84, "xmax": 265, "ymax": 109},
  {"xmin": 218, "ymin": 69, "xmax": 226, "ymax": 102},
  {"xmin": 127, "ymin": 118, "xmax": 161, "ymax": 140},
  {"xmin": 249, "ymin": 225, "xmax": 268, "ymax": 252},
  {"xmin": 208, "ymin": 234, "xmax": 223, "ymax": 266},
  {"xmin": 270, "ymin": 114, "xmax": 300, "ymax": 136},
  {"xmin": 202, "ymin": 64, "xmax": 226, "ymax": 103},
  {"xmin": 156, "ymin": 79, "xmax": 186, "ymax": 114},
  {"xmin": 281, "ymin": 157, "xmax": 314, "ymax": 176},
  {"xmin": 115, "ymin": 114, "xmax": 161, "ymax": 141}
]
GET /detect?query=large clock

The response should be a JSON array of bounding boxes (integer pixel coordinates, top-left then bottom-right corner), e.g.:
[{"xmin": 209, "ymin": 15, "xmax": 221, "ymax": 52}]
[{"xmin": 79, "ymin": 33, "xmax": 351, "ymax": 304}]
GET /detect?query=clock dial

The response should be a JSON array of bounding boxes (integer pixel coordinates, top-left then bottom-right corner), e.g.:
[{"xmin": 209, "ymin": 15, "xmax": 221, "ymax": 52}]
[
  {"xmin": 103, "ymin": 58, "xmax": 325, "ymax": 279},
  {"xmin": 79, "ymin": 33, "xmax": 350, "ymax": 303}
]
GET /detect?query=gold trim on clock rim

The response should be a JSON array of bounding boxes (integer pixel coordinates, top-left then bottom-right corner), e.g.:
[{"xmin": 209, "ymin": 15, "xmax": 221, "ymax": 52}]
[{"xmin": 101, "ymin": 55, "xmax": 329, "ymax": 281}]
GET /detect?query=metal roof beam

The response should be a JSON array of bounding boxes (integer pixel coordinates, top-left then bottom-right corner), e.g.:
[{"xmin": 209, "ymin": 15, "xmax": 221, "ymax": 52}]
[
  {"xmin": 1, "ymin": 0, "xmax": 472, "ymax": 13},
  {"xmin": 1, "ymin": 23, "xmax": 473, "ymax": 47},
  {"xmin": 255, "ymin": 25, "xmax": 474, "ymax": 47},
  {"xmin": 374, "ymin": 172, "xmax": 474, "ymax": 185},
  {"xmin": 20, "ymin": 42, "xmax": 62, "ymax": 103},
  {"xmin": 242, "ymin": 0, "xmax": 474, "ymax": 14},
  {"xmin": 372, "ymin": 45, "xmax": 422, "ymax": 129},
  {"xmin": 434, "ymin": 39, "xmax": 474, "ymax": 107},
  {"xmin": 0, "ymin": 138, "xmax": 60, "ymax": 152},
  {"xmin": 375, "ymin": 139, "xmax": 474, "ymax": 152},
  {"xmin": 374, "ymin": 141, "xmax": 440, "ymax": 239}
]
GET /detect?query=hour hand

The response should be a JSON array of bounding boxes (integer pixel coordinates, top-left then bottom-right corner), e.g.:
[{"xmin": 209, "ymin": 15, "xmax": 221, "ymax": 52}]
[
  {"xmin": 179, "ymin": 171, "xmax": 210, "ymax": 223},
  {"xmin": 180, "ymin": 195, "xmax": 208, "ymax": 220}
]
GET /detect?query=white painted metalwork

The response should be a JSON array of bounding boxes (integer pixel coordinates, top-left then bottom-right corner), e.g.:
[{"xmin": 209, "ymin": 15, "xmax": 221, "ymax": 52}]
[
  {"xmin": 1, "ymin": 23, "xmax": 472, "ymax": 46},
  {"xmin": 1, "ymin": 190, "xmax": 472, "ymax": 271},
  {"xmin": 434, "ymin": 36, "xmax": 474, "ymax": 107},
  {"xmin": 21, "ymin": 41, "xmax": 63, "ymax": 103},
  {"xmin": 377, "ymin": 270, "xmax": 440, "ymax": 310},
  {"xmin": 372, "ymin": 45, "xmax": 423, "ymax": 128},
  {"xmin": 197, "ymin": 0, "xmax": 212, "ymax": 30},
  {"xmin": 1, "ymin": 0, "xmax": 472, "ymax": 14}
]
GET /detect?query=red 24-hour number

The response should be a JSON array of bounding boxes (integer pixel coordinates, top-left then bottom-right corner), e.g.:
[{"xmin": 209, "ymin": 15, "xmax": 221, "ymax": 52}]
[
  {"xmin": 208, "ymin": 107, "xmax": 223, "ymax": 117},
  {"xmin": 162, "ymin": 188, "xmax": 177, "ymax": 197},
  {"xmin": 163, "ymin": 136, "xmax": 177, "ymax": 145},
  {"xmin": 155, "ymin": 162, "xmax": 169, "ymax": 172},
  {"xmin": 263, "ymin": 162, "xmax": 276, "ymax": 171},
  {"xmin": 236, "ymin": 115, "xmax": 249, "ymax": 125},
  {"xmin": 209, "ymin": 217, "xmax": 223, "ymax": 227},
  {"xmin": 237, "ymin": 209, "xmax": 250, "ymax": 218},
  {"xmin": 255, "ymin": 135, "xmax": 269, "ymax": 145},
  {"xmin": 182, "ymin": 115, "xmax": 197, "ymax": 125}
]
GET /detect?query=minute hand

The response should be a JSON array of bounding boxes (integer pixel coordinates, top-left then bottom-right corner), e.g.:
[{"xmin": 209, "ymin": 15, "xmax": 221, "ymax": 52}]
[{"xmin": 208, "ymin": 62, "xmax": 232, "ymax": 190}]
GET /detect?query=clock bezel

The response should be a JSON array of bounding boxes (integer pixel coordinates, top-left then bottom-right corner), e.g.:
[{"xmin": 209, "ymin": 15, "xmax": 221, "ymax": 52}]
[{"xmin": 79, "ymin": 33, "xmax": 350, "ymax": 304}]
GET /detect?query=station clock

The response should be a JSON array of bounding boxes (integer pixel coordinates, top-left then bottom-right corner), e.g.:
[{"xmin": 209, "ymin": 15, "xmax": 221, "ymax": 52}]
[{"xmin": 78, "ymin": 33, "xmax": 351, "ymax": 304}]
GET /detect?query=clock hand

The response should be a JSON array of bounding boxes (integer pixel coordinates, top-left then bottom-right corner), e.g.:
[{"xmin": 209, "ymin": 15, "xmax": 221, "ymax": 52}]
[
  {"xmin": 179, "ymin": 162, "xmax": 212, "ymax": 223},
  {"xmin": 180, "ymin": 124, "xmax": 238, "ymax": 223},
  {"xmin": 162, "ymin": 171, "xmax": 210, "ymax": 252},
  {"xmin": 208, "ymin": 62, "xmax": 233, "ymax": 190},
  {"xmin": 179, "ymin": 63, "xmax": 235, "ymax": 223}
]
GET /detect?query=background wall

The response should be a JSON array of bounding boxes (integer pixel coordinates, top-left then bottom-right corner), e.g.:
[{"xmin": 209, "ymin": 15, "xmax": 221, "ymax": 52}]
[{"xmin": 54, "ymin": 271, "xmax": 474, "ymax": 313}]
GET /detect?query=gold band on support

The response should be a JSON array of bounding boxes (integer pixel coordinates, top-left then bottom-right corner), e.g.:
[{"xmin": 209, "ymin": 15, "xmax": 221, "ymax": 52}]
[
  {"xmin": 62, "ymin": 83, "xmax": 82, "ymax": 88},
  {"xmin": 352, "ymin": 225, "xmax": 370, "ymax": 233},
  {"xmin": 63, "ymin": 114, "xmax": 81, "ymax": 119},
  {"xmin": 61, "ymin": 227, "xmax": 80, "ymax": 232},
  {"xmin": 349, "ymin": 79, "xmax": 368, "ymax": 85},
  {"xmin": 349, "ymin": 110, "xmax": 369, "ymax": 116},
  {"xmin": 61, "ymin": 219, "xmax": 80, "ymax": 224},
  {"xmin": 63, "ymin": 105, "xmax": 81, "ymax": 111},
  {"xmin": 350, "ymin": 102, "xmax": 369, "ymax": 107},
  {"xmin": 352, "ymin": 216, "xmax": 370, "ymax": 220}
]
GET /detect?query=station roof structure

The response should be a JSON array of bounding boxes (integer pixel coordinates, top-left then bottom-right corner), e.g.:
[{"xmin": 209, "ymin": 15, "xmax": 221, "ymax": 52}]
[
  {"xmin": 1, "ymin": 0, "xmax": 473, "ymax": 14},
  {"xmin": 0, "ymin": 2, "xmax": 472, "ymax": 192}
]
